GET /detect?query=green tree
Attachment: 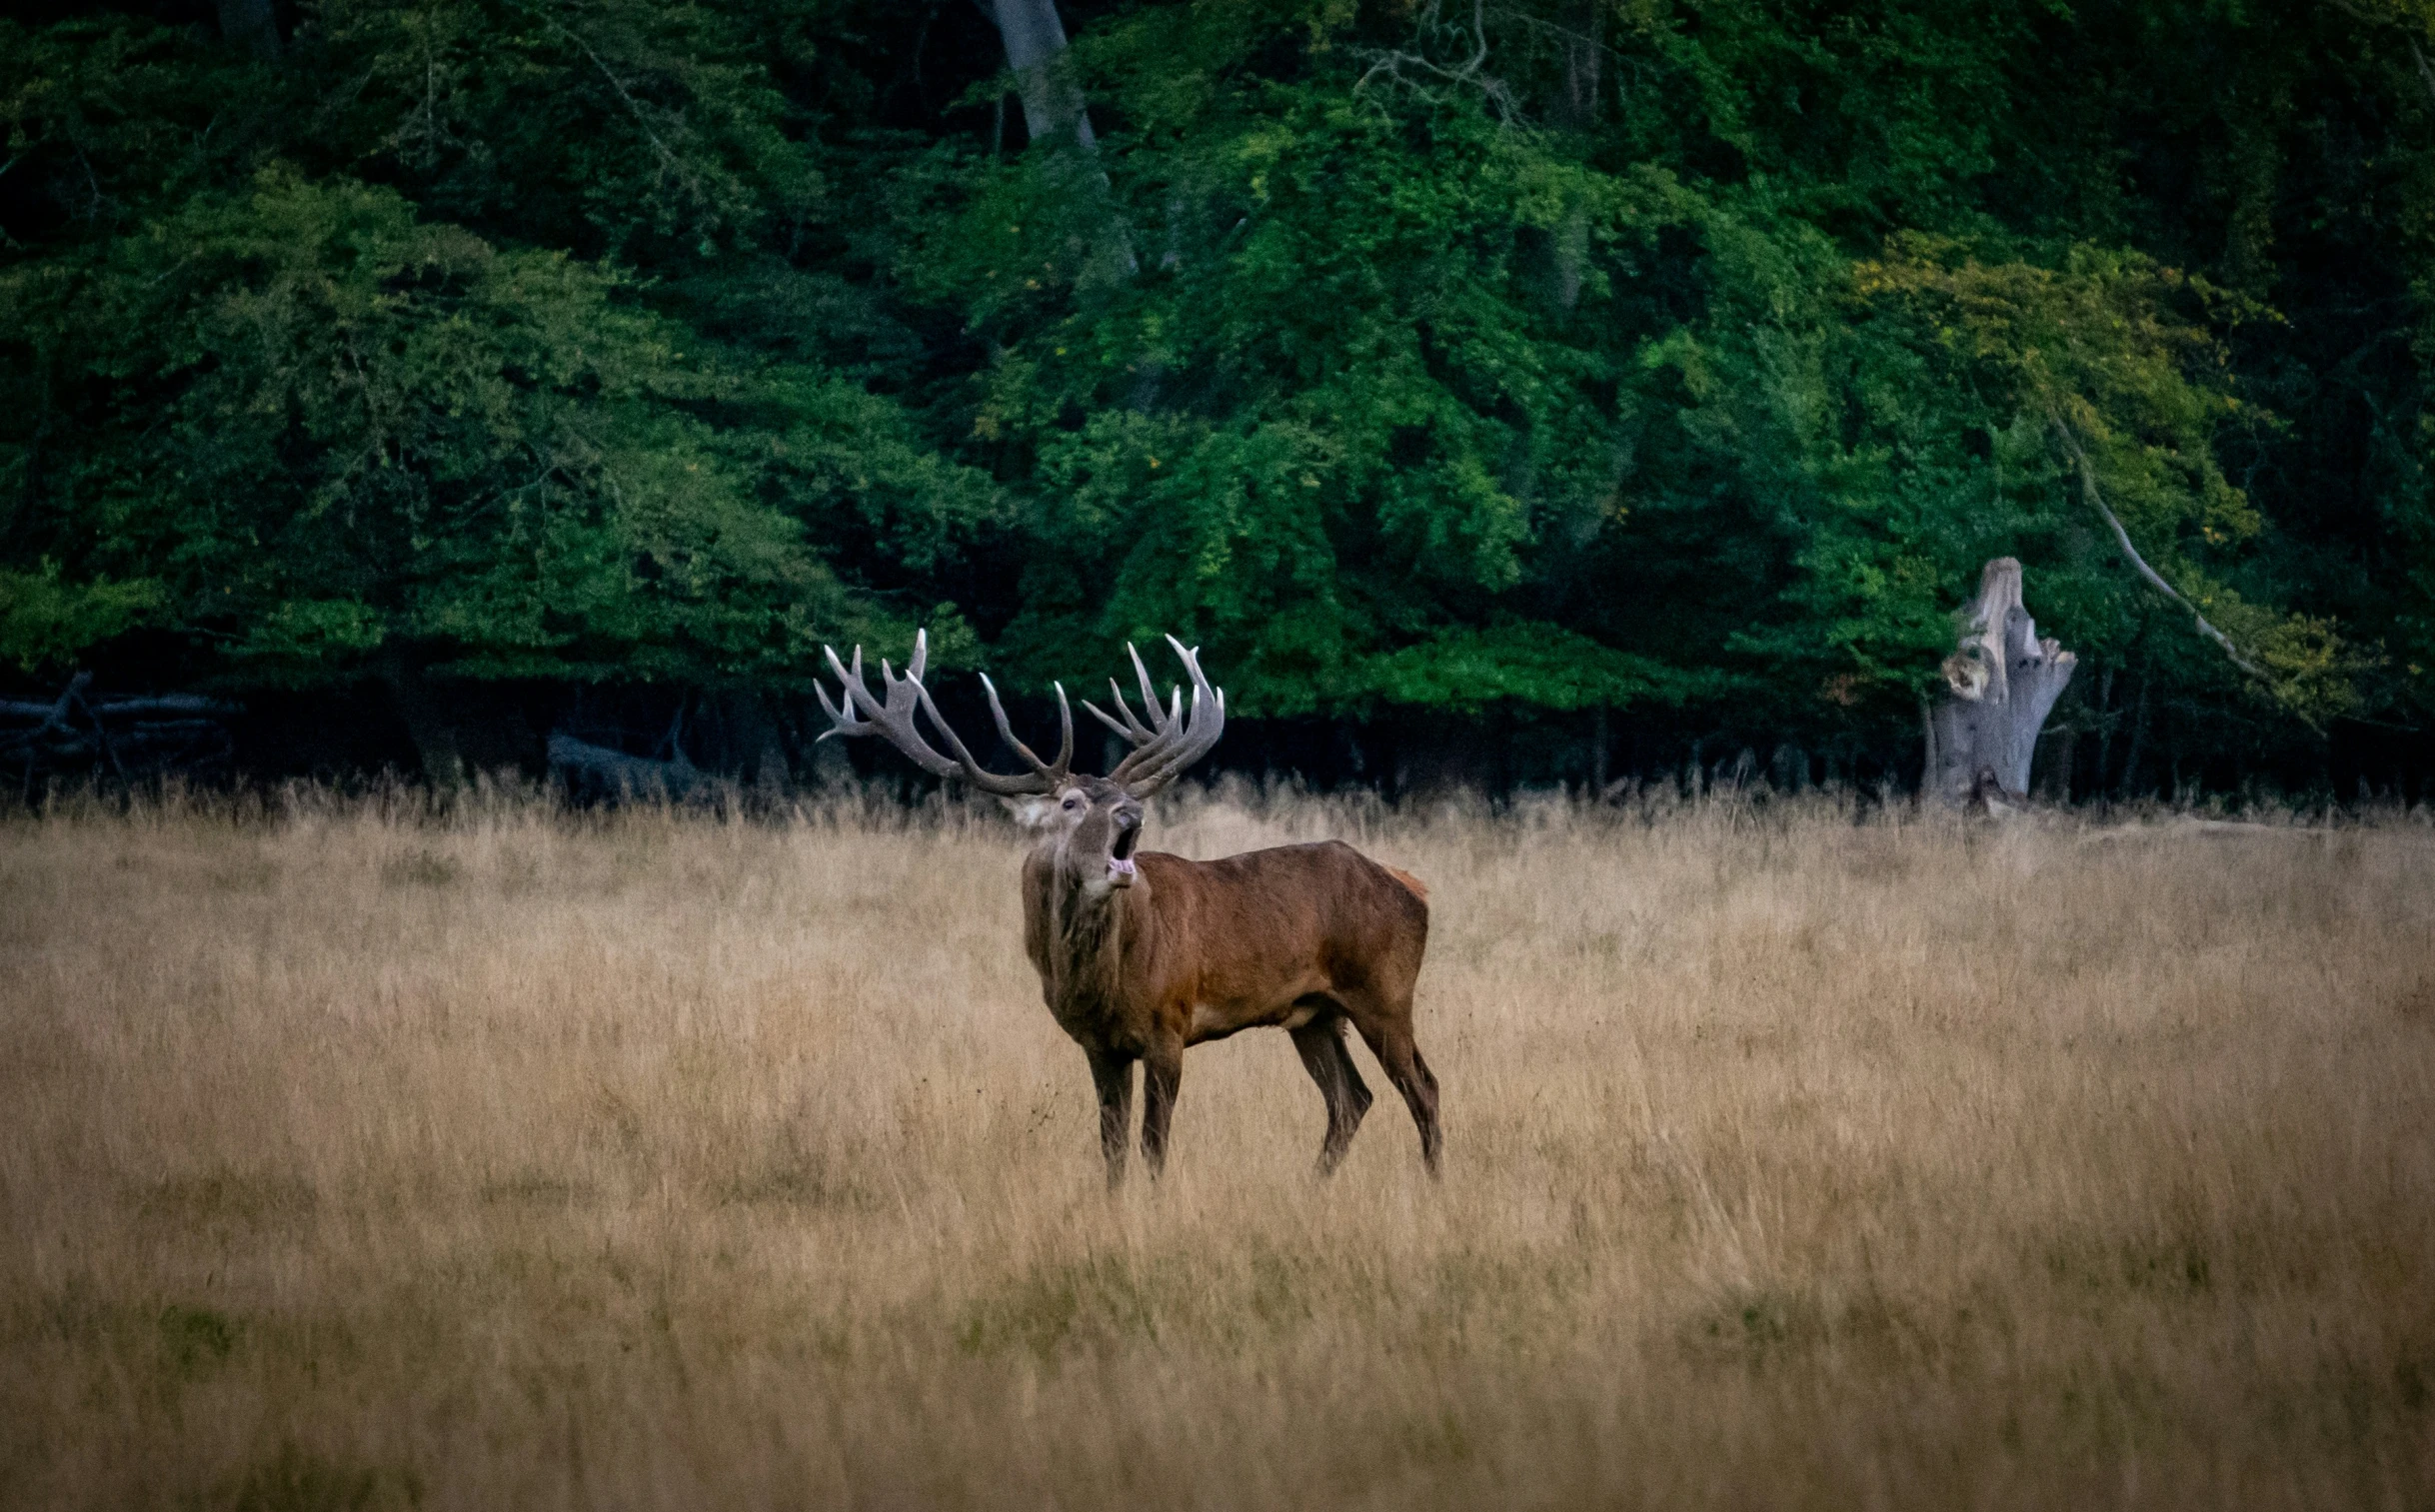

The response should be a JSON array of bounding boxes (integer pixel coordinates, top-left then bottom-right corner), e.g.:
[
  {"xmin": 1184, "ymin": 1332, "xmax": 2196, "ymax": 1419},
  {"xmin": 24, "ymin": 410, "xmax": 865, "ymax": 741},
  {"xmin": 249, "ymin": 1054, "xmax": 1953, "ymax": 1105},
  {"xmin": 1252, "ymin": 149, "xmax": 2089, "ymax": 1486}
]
[{"xmin": 1, "ymin": 0, "xmax": 2425, "ymax": 793}]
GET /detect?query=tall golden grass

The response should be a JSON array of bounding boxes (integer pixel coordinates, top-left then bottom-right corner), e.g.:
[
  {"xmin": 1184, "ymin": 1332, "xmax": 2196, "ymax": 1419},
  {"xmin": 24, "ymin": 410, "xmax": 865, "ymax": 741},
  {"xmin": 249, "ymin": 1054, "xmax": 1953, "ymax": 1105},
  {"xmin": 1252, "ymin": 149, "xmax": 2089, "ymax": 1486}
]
[{"xmin": 2, "ymin": 785, "xmax": 2432, "ymax": 1509}]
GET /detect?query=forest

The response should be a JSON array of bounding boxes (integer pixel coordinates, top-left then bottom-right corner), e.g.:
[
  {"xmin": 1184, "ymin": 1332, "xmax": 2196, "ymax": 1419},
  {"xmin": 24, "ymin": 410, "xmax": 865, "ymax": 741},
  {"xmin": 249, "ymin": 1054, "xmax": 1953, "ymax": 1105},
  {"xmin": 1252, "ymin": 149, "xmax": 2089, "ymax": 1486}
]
[{"xmin": 4, "ymin": 0, "xmax": 2432, "ymax": 800}]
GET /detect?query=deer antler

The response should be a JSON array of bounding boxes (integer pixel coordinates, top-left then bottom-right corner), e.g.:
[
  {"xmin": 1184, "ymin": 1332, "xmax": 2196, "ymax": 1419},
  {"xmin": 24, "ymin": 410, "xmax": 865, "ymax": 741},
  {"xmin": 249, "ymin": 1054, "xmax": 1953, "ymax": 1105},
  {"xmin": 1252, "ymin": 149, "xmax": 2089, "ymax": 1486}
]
[
  {"xmin": 1082, "ymin": 637, "xmax": 1226, "ymax": 796},
  {"xmin": 817, "ymin": 630, "xmax": 1073, "ymax": 796}
]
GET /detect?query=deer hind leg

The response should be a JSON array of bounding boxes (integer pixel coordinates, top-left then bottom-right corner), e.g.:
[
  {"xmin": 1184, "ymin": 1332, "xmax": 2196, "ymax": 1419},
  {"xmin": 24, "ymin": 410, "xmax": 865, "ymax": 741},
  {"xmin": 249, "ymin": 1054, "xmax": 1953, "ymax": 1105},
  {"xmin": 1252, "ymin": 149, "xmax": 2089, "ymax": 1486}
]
[
  {"xmin": 1087, "ymin": 1048, "xmax": 1135, "ymax": 1190},
  {"xmin": 1345, "ymin": 997, "xmax": 1442, "ymax": 1177},
  {"xmin": 1290, "ymin": 1007, "xmax": 1373, "ymax": 1176}
]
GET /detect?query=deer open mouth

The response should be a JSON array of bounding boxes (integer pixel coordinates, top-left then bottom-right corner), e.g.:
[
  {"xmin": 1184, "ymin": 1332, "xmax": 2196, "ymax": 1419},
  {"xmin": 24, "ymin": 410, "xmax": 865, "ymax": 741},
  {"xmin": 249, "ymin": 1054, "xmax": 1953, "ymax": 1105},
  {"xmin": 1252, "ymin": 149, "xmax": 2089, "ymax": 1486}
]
[{"xmin": 1108, "ymin": 825, "xmax": 1140, "ymax": 884}]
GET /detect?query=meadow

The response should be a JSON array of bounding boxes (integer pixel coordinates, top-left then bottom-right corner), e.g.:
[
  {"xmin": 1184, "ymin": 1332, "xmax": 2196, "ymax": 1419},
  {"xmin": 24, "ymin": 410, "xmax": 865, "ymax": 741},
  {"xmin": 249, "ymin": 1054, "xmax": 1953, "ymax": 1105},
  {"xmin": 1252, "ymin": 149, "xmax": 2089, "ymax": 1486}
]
[{"xmin": 2, "ymin": 786, "xmax": 2431, "ymax": 1510}]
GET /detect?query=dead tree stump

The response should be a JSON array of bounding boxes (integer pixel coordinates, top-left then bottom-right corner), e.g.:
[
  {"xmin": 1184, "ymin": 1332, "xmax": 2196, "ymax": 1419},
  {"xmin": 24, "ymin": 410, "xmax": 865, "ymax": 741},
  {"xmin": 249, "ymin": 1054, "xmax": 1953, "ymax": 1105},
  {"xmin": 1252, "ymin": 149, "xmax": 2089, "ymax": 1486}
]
[{"xmin": 1925, "ymin": 558, "xmax": 2076, "ymax": 807}]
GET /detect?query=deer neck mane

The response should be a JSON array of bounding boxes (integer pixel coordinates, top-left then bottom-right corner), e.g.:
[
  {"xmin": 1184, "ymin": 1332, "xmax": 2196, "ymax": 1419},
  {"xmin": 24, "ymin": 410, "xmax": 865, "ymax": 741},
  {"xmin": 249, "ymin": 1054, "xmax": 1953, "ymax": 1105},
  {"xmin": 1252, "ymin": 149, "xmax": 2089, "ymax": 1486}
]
[{"xmin": 1031, "ymin": 844, "xmax": 1145, "ymax": 1020}]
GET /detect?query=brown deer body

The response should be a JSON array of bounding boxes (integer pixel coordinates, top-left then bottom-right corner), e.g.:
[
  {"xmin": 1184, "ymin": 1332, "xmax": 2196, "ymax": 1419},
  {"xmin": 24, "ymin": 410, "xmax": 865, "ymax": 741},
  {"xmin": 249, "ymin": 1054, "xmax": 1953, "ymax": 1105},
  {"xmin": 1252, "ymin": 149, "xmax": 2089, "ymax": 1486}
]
[{"xmin": 820, "ymin": 635, "xmax": 1440, "ymax": 1184}]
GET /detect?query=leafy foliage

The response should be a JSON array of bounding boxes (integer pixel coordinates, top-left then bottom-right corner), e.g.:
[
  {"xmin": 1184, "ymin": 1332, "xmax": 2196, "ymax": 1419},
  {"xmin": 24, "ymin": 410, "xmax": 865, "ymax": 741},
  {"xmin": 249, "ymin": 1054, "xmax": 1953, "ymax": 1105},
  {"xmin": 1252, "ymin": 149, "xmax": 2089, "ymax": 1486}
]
[
  {"xmin": 2, "ymin": 0, "xmax": 2429, "ymax": 783},
  {"xmin": 0, "ymin": 562, "xmax": 162, "ymax": 673}
]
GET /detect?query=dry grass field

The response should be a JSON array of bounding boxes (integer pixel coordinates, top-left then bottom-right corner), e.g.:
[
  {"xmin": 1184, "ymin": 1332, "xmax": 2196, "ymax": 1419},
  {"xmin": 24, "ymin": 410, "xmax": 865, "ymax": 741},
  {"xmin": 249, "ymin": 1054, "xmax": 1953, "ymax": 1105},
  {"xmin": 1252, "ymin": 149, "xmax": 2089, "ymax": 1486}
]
[{"xmin": 2, "ymin": 786, "xmax": 2432, "ymax": 1510}]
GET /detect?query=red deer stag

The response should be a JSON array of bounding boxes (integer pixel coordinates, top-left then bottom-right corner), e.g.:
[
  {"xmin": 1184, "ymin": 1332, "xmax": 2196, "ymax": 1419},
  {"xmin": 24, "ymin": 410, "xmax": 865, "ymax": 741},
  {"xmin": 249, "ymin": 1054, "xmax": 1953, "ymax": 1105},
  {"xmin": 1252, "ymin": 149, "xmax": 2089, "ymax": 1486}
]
[{"xmin": 818, "ymin": 633, "xmax": 1440, "ymax": 1185}]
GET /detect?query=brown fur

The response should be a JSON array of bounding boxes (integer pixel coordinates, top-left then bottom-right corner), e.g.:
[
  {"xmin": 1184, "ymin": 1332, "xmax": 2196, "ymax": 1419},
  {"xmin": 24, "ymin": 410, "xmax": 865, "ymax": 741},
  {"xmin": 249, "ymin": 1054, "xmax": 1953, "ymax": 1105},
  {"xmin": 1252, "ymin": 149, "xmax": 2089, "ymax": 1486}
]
[{"xmin": 1021, "ymin": 793, "xmax": 1440, "ymax": 1184}]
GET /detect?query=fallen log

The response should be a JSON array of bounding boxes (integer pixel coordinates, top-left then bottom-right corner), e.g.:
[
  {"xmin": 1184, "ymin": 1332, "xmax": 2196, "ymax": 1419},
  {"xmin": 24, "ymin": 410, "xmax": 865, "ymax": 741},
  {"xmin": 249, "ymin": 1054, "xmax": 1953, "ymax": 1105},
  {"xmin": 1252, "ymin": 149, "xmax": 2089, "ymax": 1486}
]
[
  {"xmin": 547, "ymin": 731, "xmax": 711, "ymax": 799},
  {"xmin": 3, "ymin": 686, "xmax": 234, "ymax": 726},
  {"xmin": 2081, "ymin": 818, "xmax": 2335, "ymax": 843},
  {"xmin": 86, "ymin": 694, "xmax": 235, "ymax": 717},
  {"xmin": 6, "ymin": 674, "xmax": 238, "ymax": 790},
  {"xmin": 0, "ymin": 672, "xmax": 91, "ymax": 736}
]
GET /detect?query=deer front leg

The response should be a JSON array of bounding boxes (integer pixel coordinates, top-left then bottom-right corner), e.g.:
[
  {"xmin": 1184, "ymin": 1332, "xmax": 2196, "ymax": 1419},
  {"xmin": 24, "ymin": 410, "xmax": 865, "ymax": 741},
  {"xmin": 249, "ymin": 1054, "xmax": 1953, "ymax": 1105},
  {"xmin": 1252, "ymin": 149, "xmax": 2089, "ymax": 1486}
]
[
  {"xmin": 1140, "ymin": 1040, "xmax": 1184, "ymax": 1178},
  {"xmin": 1087, "ymin": 1048, "xmax": 1135, "ymax": 1190}
]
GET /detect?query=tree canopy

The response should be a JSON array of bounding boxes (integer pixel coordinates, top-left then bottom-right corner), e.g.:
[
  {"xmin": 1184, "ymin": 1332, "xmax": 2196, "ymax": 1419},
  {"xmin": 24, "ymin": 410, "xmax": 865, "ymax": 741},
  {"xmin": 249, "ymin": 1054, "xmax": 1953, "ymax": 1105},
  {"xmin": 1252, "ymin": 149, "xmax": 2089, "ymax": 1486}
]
[{"xmin": 4, "ymin": 0, "xmax": 2430, "ymax": 793}]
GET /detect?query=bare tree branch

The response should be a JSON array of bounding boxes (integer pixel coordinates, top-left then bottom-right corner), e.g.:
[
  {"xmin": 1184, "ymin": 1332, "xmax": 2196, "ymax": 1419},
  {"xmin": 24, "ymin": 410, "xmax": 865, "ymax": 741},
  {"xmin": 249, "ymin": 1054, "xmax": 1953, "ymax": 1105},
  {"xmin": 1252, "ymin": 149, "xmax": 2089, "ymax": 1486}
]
[
  {"xmin": 510, "ymin": 2, "xmax": 703, "ymax": 202},
  {"xmin": 2317, "ymin": 0, "xmax": 2435, "ymax": 102},
  {"xmin": 1353, "ymin": 0, "xmax": 1522, "ymax": 123},
  {"xmin": 2411, "ymin": 37, "xmax": 2435, "ymax": 102},
  {"xmin": 2050, "ymin": 413, "xmax": 2271, "ymax": 683}
]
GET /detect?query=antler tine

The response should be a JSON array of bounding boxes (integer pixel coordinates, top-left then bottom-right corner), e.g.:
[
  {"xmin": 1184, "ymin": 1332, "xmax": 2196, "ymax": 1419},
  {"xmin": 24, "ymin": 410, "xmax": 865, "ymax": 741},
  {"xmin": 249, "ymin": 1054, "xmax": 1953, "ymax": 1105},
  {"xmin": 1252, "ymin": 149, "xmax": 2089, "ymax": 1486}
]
[
  {"xmin": 1086, "ymin": 639, "xmax": 1180, "ymax": 756},
  {"xmin": 904, "ymin": 676, "xmax": 1062, "ymax": 796},
  {"xmin": 1083, "ymin": 674, "xmax": 1158, "ymax": 743},
  {"xmin": 1117, "ymin": 690, "xmax": 1205, "ymax": 790},
  {"xmin": 1105, "ymin": 684, "xmax": 1186, "ymax": 784},
  {"xmin": 1087, "ymin": 641, "xmax": 1172, "ymax": 745},
  {"xmin": 1050, "ymin": 683, "xmax": 1075, "ymax": 771},
  {"xmin": 817, "ymin": 642, "xmax": 956, "ymax": 781},
  {"xmin": 816, "ymin": 632, "xmax": 1061, "ymax": 796},
  {"xmin": 1115, "ymin": 638, "xmax": 1226, "ymax": 796},
  {"xmin": 815, "ymin": 646, "xmax": 870, "ymax": 740},
  {"xmin": 979, "ymin": 674, "xmax": 1074, "ymax": 781},
  {"xmin": 1129, "ymin": 642, "xmax": 1163, "ymax": 725}
]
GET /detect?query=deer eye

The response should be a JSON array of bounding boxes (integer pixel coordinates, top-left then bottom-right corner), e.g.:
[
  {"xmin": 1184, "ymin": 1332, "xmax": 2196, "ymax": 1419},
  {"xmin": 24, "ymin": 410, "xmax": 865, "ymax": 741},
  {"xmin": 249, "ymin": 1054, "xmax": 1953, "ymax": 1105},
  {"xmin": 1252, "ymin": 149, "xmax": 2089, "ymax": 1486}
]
[{"xmin": 1061, "ymin": 794, "xmax": 1081, "ymax": 810}]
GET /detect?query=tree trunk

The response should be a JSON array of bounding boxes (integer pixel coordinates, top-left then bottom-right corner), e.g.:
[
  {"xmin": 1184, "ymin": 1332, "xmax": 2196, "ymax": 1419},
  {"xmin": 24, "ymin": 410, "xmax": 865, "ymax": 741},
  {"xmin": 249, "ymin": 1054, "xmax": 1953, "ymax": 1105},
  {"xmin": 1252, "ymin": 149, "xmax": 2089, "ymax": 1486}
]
[
  {"xmin": 986, "ymin": 0, "xmax": 1095, "ymax": 150},
  {"xmin": 1528, "ymin": 5, "xmax": 1606, "ymax": 319},
  {"xmin": 2093, "ymin": 664, "xmax": 2115, "ymax": 802},
  {"xmin": 1924, "ymin": 558, "xmax": 2077, "ymax": 807},
  {"xmin": 382, "ymin": 661, "xmax": 468, "ymax": 789},
  {"xmin": 978, "ymin": 0, "xmax": 1136, "ymax": 286},
  {"xmin": 217, "ymin": 0, "xmax": 280, "ymax": 60},
  {"xmin": 2040, "ymin": 724, "xmax": 2077, "ymax": 801},
  {"xmin": 1392, "ymin": 712, "xmax": 1496, "ymax": 802},
  {"xmin": 722, "ymin": 691, "xmax": 792, "ymax": 802},
  {"xmin": 1545, "ymin": 3, "xmax": 1601, "ymax": 315},
  {"xmin": 2119, "ymin": 671, "xmax": 2150, "ymax": 798},
  {"xmin": 378, "ymin": 657, "xmax": 544, "ymax": 790}
]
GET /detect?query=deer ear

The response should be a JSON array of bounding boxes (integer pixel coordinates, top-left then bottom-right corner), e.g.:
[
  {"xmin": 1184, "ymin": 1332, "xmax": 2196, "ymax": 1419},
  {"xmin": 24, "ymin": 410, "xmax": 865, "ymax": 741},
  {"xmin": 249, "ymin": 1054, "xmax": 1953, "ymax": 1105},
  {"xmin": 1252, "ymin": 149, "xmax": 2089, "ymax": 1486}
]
[{"xmin": 1002, "ymin": 795, "xmax": 1057, "ymax": 830}]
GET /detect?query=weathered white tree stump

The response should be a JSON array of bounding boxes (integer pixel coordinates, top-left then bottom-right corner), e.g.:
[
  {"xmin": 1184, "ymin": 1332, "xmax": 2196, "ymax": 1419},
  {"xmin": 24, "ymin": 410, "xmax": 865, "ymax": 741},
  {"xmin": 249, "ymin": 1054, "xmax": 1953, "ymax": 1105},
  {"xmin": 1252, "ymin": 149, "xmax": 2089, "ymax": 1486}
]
[{"xmin": 1924, "ymin": 558, "xmax": 2077, "ymax": 807}]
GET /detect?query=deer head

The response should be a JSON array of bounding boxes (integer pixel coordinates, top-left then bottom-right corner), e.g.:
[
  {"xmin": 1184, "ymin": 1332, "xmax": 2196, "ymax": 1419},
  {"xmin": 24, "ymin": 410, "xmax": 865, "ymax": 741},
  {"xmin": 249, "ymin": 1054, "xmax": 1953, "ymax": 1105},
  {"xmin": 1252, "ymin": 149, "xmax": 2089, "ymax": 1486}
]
[{"xmin": 817, "ymin": 633, "xmax": 1225, "ymax": 893}]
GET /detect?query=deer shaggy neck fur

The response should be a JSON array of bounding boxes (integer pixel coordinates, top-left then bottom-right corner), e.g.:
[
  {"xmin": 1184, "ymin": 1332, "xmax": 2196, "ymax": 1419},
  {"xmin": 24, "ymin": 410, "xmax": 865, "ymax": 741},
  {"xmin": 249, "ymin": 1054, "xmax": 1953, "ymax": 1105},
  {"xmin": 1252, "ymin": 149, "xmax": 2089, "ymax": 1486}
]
[{"xmin": 1029, "ymin": 849, "xmax": 1139, "ymax": 1029}]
